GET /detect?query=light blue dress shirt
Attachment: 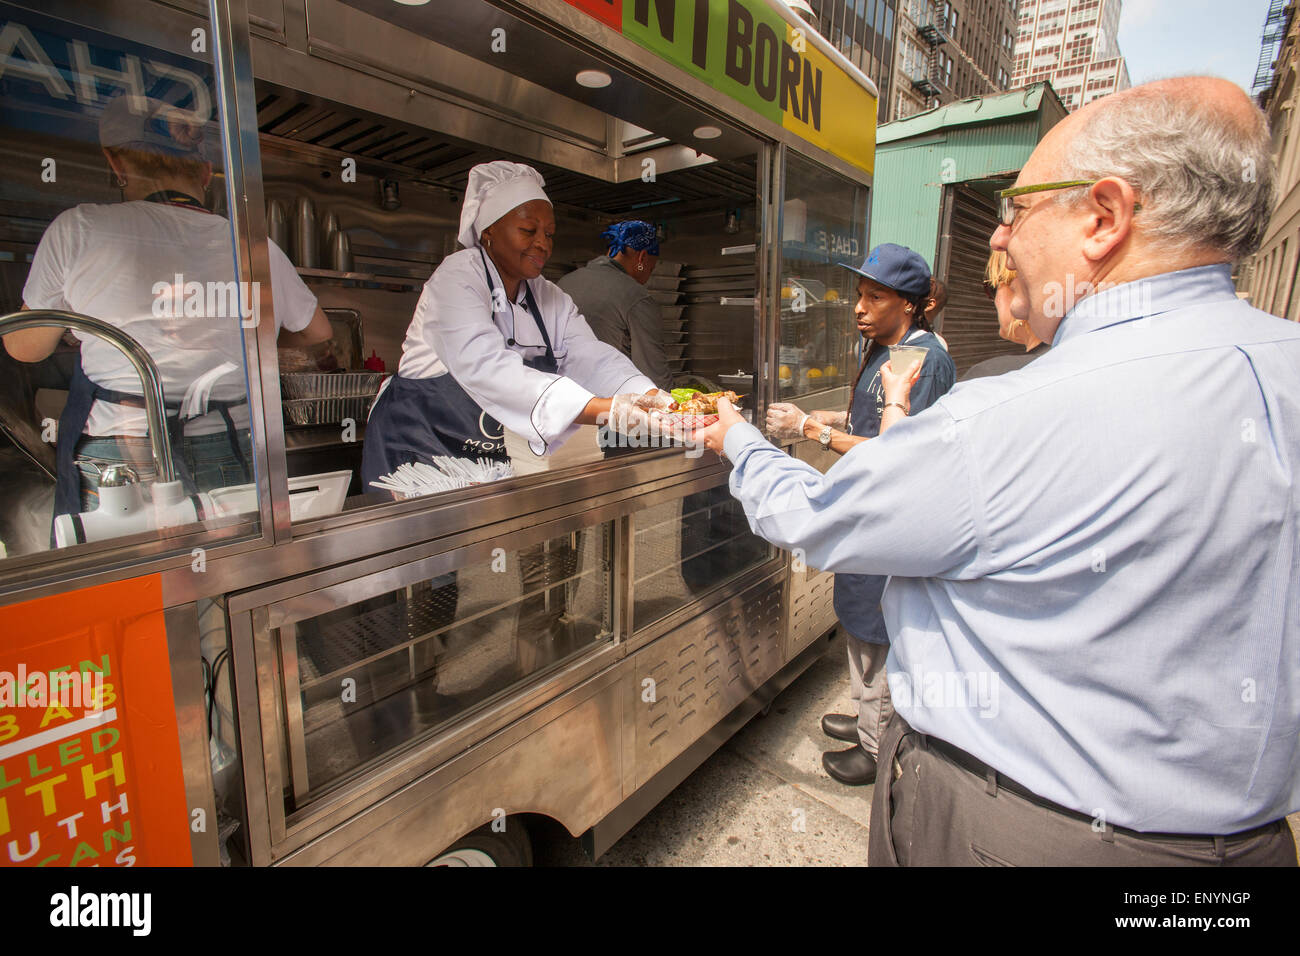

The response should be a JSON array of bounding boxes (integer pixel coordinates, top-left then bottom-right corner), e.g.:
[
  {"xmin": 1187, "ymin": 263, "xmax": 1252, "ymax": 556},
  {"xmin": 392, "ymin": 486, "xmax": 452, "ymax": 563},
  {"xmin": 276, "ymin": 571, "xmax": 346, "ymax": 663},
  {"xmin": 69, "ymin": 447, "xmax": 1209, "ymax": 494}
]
[{"xmin": 723, "ymin": 264, "xmax": 1300, "ymax": 834}]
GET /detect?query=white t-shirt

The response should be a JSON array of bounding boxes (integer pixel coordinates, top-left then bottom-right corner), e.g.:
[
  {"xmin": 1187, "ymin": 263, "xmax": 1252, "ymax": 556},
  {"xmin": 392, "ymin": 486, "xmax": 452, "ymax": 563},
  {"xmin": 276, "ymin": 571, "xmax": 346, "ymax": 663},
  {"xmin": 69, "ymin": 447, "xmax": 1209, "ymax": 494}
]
[
  {"xmin": 23, "ymin": 201, "xmax": 317, "ymax": 436},
  {"xmin": 397, "ymin": 247, "xmax": 654, "ymax": 455}
]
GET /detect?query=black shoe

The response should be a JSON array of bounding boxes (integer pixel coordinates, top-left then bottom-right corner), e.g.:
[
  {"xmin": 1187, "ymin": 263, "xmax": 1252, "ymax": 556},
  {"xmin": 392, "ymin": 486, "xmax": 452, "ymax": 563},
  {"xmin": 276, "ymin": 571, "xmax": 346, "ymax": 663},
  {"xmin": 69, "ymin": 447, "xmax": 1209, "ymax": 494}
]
[
  {"xmin": 822, "ymin": 745, "xmax": 877, "ymax": 786},
  {"xmin": 820, "ymin": 713, "xmax": 859, "ymax": 743}
]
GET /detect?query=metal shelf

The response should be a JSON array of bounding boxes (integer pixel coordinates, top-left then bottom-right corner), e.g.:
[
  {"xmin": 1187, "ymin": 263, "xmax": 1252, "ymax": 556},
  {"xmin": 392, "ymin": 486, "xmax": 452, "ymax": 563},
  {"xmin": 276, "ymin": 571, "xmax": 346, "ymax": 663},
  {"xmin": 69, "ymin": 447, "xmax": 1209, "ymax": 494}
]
[
  {"xmin": 297, "ymin": 562, "xmax": 604, "ymax": 692},
  {"xmin": 296, "ymin": 266, "xmax": 427, "ymax": 290}
]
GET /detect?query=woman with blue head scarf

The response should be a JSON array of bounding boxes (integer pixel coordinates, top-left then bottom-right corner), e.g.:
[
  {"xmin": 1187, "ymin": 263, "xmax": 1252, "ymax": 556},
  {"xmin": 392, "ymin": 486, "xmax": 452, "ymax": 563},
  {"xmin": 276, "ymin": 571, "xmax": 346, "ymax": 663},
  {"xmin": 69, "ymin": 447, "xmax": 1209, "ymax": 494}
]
[{"xmin": 557, "ymin": 219, "xmax": 669, "ymax": 387}]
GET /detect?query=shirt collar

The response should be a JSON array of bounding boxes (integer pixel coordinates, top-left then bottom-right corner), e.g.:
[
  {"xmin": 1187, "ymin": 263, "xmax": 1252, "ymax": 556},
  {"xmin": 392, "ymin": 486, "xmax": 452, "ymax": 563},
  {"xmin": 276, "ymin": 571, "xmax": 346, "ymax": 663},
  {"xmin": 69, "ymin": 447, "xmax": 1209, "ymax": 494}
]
[
  {"xmin": 480, "ymin": 249, "xmax": 529, "ymax": 305},
  {"xmin": 1052, "ymin": 263, "xmax": 1237, "ymax": 347}
]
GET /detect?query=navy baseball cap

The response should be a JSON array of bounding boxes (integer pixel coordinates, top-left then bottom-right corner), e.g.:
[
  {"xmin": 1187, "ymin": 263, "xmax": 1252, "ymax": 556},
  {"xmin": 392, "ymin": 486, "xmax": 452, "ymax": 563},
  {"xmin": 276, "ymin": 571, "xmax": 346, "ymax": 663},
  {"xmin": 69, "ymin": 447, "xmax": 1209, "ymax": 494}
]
[{"xmin": 840, "ymin": 243, "xmax": 932, "ymax": 298}]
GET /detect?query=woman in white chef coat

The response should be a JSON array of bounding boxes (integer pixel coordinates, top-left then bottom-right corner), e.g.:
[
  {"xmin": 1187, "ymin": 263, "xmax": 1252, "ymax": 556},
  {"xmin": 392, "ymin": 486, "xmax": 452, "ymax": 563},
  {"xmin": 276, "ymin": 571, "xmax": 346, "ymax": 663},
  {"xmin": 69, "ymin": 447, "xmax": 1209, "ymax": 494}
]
[
  {"xmin": 4, "ymin": 94, "xmax": 331, "ymax": 535},
  {"xmin": 361, "ymin": 161, "xmax": 668, "ymax": 488}
]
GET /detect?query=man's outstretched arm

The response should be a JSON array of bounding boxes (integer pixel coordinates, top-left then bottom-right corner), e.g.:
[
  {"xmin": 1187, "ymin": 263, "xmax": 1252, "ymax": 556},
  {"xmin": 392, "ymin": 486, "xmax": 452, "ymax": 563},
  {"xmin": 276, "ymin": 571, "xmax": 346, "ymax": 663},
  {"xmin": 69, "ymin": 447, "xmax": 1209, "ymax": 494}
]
[{"xmin": 704, "ymin": 400, "xmax": 982, "ymax": 579}]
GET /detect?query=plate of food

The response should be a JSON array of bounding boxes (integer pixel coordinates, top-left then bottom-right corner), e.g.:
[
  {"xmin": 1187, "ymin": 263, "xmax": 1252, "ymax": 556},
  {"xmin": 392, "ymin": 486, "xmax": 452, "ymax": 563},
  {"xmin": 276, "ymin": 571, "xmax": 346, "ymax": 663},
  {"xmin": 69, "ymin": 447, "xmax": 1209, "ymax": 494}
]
[{"xmin": 661, "ymin": 388, "xmax": 742, "ymax": 431}]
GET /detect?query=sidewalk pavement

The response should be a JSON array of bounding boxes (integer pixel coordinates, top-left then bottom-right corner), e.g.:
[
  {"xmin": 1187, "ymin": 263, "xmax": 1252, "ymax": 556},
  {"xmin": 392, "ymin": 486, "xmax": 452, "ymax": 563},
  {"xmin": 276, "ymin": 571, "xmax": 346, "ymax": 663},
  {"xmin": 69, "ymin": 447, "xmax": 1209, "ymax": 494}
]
[{"xmin": 535, "ymin": 630, "xmax": 1300, "ymax": 866}]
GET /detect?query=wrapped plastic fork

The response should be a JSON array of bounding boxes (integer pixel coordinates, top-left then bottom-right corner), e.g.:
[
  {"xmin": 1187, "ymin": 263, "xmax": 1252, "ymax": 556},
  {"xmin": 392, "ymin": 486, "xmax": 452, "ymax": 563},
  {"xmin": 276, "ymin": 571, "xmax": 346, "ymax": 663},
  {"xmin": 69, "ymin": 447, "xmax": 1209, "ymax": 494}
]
[{"xmin": 369, "ymin": 457, "xmax": 514, "ymax": 498}]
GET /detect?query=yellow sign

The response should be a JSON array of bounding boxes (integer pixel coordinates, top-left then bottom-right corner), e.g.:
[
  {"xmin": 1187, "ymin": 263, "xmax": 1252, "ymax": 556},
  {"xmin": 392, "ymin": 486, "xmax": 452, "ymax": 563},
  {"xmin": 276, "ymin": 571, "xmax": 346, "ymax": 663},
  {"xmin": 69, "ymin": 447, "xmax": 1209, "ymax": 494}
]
[
  {"xmin": 782, "ymin": 23, "xmax": 876, "ymax": 175},
  {"xmin": 565, "ymin": 0, "xmax": 877, "ymax": 175}
]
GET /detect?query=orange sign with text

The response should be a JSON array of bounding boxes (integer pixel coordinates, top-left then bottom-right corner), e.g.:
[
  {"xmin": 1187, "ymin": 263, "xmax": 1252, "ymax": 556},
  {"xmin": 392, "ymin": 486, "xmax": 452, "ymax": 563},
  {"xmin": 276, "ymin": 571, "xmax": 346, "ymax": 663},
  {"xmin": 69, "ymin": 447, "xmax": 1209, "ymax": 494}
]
[{"xmin": 0, "ymin": 576, "xmax": 191, "ymax": 866}]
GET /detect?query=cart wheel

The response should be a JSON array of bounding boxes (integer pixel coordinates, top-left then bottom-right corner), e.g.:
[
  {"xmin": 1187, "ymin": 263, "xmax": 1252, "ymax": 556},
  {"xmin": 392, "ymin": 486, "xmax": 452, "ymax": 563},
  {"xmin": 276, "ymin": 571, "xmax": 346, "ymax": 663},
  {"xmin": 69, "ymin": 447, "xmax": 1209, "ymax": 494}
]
[{"xmin": 426, "ymin": 821, "xmax": 533, "ymax": 867}]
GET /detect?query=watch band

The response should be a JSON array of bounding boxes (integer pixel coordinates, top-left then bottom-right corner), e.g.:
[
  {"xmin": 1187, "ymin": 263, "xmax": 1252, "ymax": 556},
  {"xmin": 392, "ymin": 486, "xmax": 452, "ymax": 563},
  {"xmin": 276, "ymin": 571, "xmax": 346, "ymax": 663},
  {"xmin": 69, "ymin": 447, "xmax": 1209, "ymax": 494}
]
[{"xmin": 884, "ymin": 402, "xmax": 908, "ymax": 414}]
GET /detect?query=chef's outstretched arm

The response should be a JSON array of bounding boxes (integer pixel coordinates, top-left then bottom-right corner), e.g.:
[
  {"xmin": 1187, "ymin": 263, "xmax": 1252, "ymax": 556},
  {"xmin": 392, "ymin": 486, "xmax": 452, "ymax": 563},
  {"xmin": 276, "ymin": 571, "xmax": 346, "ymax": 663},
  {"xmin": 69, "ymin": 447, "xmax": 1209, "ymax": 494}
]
[
  {"xmin": 697, "ymin": 398, "xmax": 981, "ymax": 579},
  {"xmin": 425, "ymin": 271, "xmax": 658, "ymax": 454}
]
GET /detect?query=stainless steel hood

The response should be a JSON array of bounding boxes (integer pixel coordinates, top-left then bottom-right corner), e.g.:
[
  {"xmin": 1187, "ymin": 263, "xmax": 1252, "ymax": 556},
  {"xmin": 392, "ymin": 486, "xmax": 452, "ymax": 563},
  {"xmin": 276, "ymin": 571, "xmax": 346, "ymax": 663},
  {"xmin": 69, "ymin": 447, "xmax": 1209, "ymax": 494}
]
[
  {"xmin": 248, "ymin": 0, "xmax": 761, "ymax": 214},
  {"xmin": 255, "ymin": 87, "xmax": 757, "ymax": 217}
]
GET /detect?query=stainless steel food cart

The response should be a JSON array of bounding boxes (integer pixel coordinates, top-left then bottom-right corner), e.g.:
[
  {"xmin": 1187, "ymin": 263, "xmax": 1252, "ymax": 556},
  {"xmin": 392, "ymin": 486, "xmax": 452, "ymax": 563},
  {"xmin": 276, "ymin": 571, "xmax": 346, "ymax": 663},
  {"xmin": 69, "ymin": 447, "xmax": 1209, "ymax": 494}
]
[{"xmin": 0, "ymin": 0, "xmax": 876, "ymax": 866}]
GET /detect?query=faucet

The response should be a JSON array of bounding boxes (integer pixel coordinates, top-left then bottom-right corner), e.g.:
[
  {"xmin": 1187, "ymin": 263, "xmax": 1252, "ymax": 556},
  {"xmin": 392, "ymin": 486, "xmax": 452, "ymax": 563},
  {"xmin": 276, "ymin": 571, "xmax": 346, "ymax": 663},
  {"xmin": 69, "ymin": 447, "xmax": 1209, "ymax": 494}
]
[
  {"xmin": 0, "ymin": 309, "xmax": 176, "ymax": 482},
  {"xmin": 0, "ymin": 309, "xmax": 206, "ymax": 547}
]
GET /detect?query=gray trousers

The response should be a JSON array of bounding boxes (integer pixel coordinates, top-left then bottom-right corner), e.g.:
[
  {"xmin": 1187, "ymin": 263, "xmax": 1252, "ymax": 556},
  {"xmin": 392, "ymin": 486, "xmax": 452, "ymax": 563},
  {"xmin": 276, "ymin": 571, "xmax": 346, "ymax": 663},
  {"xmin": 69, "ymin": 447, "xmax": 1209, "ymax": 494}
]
[
  {"xmin": 847, "ymin": 639, "xmax": 894, "ymax": 757},
  {"xmin": 868, "ymin": 713, "xmax": 1298, "ymax": 866}
]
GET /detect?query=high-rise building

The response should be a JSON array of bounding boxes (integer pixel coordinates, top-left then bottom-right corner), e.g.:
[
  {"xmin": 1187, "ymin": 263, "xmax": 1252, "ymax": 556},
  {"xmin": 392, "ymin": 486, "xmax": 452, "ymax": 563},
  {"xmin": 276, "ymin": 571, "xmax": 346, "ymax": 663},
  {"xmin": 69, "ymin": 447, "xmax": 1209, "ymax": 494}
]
[
  {"xmin": 1010, "ymin": 0, "xmax": 1130, "ymax": 112},
  {"xmin": 784, "ymin": 0, "xmax": 901, "ymax": 124},
  {"xmin": 1239, "ymin": 0, "xmax": 1300, "ymax": 319},
  {"xmin": 890, "ymin": 1, "xmax": 1019, "ymax": 121}
]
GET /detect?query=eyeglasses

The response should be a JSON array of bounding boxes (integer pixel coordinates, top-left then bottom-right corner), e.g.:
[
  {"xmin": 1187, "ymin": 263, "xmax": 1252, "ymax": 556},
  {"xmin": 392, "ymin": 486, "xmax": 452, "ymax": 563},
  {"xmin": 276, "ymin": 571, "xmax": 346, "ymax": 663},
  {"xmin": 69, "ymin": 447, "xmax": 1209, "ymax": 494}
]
[
  {"xmin": 997, "ymin": 180, "xmax": 1143, "ymax": 227},
  {"xmin": 997, "ymin": 180, "xmax": 1097, "ymax": 227}
]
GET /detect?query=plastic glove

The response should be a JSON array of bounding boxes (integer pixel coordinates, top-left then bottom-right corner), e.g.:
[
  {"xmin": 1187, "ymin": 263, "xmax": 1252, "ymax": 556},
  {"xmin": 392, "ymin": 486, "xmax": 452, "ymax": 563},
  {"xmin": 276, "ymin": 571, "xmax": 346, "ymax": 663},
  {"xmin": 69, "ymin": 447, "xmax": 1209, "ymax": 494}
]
[
  {"xmin": 608, "ymin": 393, "xmax": 669, "ymax": 443},
  {"xmin": 765, "ymin": 402, "xmax": 808, "ymax": 442},
  {"xmin": 640, "ymin": 389, "xmax": 674, "ymax": 411}
]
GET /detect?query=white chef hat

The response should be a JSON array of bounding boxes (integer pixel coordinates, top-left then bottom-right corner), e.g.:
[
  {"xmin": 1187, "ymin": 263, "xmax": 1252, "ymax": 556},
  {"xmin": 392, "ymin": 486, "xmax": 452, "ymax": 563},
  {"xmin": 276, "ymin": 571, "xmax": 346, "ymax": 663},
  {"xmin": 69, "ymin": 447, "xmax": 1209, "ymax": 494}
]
[{"xmin": 457, "ymin": 161, "xmax": 550, "ymax": 249}]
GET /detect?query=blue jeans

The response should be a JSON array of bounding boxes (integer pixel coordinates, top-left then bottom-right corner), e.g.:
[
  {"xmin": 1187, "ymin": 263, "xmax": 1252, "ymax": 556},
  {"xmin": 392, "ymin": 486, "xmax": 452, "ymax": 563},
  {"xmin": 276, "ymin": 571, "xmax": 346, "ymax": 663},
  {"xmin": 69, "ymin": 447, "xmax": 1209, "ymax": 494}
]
[{"xmin": 75, "ymin": 431, "xmax": 253, "ymax": 511}]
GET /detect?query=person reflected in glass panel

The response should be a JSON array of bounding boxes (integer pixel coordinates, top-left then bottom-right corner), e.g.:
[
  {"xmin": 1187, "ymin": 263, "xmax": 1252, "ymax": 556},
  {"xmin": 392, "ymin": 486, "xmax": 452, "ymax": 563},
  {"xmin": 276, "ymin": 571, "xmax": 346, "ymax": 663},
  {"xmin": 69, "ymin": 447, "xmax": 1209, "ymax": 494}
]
[{"xmin": 4, "ymin": 94, "xmax": 331, "ymax": 538}]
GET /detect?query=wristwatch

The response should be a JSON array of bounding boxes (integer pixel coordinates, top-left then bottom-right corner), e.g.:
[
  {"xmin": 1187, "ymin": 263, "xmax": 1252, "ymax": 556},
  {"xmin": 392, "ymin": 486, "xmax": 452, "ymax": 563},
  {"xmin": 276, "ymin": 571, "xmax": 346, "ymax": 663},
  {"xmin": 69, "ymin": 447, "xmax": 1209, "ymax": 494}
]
[{"xmin": 818, "ymin": 425, "xmax": 833, "ymax": 449}]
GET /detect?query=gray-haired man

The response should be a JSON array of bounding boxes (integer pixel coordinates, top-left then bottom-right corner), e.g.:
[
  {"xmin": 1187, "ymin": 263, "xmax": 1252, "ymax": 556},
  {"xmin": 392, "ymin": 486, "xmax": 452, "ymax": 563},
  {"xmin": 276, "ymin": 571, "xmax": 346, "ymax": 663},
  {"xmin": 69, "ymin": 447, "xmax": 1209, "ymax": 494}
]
[{"xmin": 699, "ymin": 76, "xmax": 1300, "ymax": 865}]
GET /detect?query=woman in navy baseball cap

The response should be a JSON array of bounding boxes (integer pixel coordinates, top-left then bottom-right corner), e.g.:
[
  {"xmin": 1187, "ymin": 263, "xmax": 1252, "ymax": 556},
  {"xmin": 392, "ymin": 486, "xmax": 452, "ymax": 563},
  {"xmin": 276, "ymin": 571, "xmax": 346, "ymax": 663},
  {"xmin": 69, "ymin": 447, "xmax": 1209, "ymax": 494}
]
[{"xmin": 763, "ymin": 241, "xmax": 956, "ymax": 787}]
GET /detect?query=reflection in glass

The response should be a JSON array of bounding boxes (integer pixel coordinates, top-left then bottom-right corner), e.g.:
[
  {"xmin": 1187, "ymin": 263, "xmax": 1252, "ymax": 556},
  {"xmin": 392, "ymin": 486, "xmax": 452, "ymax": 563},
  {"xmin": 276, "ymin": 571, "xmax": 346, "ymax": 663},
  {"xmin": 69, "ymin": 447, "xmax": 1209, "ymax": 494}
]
[
  {"xmin": 0, "ymin": 8, "xmax": 328, "ymax": 557},
  {"xmin": 633, "ymin": 486, "xmax": 771, "ymax": 630},
  {"xmin": 282, "ymin": 525, "xmax": 613, "ymax": 805},
  {"xmin": 779, "ymin": 154, "xmax": 870, "ymax": 403}
]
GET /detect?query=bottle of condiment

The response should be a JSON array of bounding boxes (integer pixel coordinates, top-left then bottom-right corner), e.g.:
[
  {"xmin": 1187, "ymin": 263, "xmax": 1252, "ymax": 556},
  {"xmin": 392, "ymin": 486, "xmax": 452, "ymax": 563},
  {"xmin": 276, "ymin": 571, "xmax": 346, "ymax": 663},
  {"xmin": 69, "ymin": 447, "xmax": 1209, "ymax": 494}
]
[{"xmin": 364, "ymin": 350, "xmax": 386, "ymax": 373}]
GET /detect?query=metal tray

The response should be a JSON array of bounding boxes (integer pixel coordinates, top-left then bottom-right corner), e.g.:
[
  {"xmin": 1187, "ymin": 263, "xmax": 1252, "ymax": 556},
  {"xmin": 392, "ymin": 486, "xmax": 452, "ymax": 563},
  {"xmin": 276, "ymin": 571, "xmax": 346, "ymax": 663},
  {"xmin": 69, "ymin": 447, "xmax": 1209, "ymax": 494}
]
[
  {"xmin": 281, "ymin": 371, "xmax": 383, "ymax": 400},
  {"xmin": 283, "ymin": 394, "xmax": 377, "ymax": 426},
  {"xmin": 323, "ymin": 308, "xmax": 364, "ymax": 370}
]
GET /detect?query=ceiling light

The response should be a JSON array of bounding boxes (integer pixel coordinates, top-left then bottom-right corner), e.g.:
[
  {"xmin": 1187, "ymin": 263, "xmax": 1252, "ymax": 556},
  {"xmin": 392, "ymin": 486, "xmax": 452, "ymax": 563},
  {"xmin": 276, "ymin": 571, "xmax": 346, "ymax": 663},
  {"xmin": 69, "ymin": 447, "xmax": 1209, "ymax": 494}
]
[
  {"xmin": 693, "ymin": 125, "xmax": 722, "ymax": 139},
  {"xmin": 390, "ymin": 1, "xmax": 432, "ymax": 5},
  {"xmin": 576, "ymin": 69, "xmax": 612, "ymax": 88}
]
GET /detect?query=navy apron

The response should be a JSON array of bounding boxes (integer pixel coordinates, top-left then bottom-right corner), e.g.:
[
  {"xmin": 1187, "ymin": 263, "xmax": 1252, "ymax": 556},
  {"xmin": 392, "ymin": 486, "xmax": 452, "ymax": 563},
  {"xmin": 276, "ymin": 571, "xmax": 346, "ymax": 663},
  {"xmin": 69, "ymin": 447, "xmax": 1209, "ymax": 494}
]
[
  {"xmin": 52, "ymin": 190, "xmax": 249, "ymax": 539},
  {"xmin": 361, "ymin": 250, "xmax": 559, "ymax": 488},
  {"xmin": 53, "ymin": 358, "xmax": 249, "ymax": 542}
]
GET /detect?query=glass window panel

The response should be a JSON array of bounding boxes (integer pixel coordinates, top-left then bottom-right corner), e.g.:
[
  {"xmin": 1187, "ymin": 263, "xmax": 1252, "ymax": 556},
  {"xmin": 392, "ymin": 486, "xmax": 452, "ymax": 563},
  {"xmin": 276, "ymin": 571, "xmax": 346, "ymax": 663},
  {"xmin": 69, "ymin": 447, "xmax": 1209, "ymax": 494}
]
[
  {"xmin": 244, "ymin": 3, "xmax": 763, "ymax": 526},
  {"xmin": 778, "ymin": 153, "xmax": 870, "ymax": 401},
  {"xmin": 633, "ymin": 486, "xmax": 771, "ymax": 629},
  {"xmin": 0, "ymin": 4, "xmax": 273, "ymax": 564},
  {"xmin": 281, "ymin": 523, "xmax": 613, "ymax": 804}
]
